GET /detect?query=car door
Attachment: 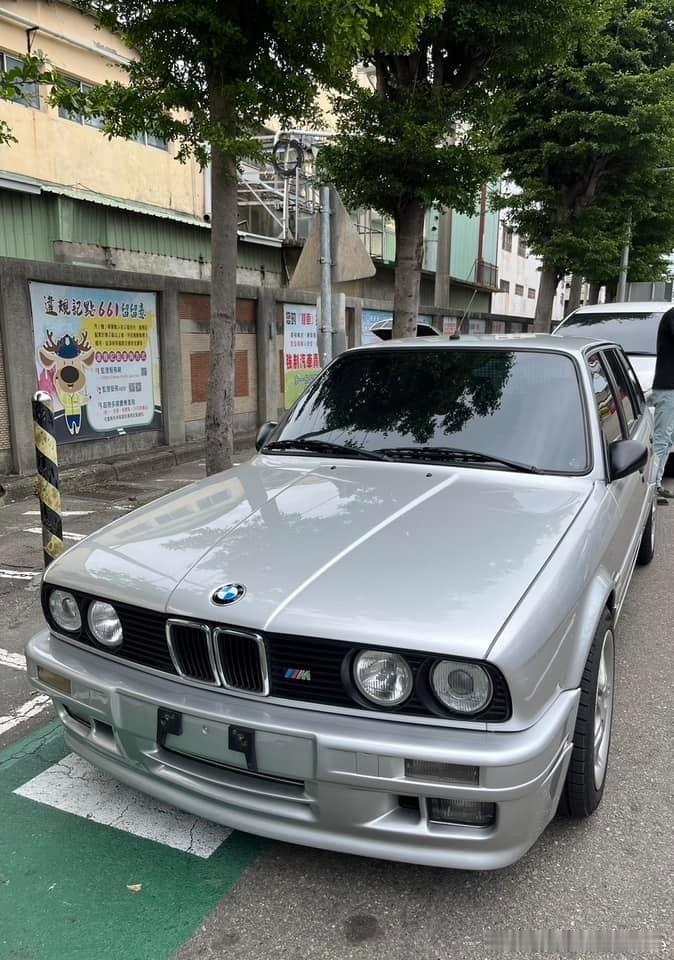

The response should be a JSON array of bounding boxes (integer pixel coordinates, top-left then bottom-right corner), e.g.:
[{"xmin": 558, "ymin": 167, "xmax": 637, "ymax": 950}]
[{"xmin": 587, "ymin": 350, "xmax": 649, "ymax": 609}]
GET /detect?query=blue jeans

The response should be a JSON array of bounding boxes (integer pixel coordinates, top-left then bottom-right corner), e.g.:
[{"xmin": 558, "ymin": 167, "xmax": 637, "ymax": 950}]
[{"xmin": 652, "ymin": 389, "xmax": 674, "ymax": 485}]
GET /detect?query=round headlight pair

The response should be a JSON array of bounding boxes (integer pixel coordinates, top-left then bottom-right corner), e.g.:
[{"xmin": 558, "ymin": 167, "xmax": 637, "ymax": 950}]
[
  {"xmin": 352, "ymin": 648, "xmax": 492, "ymax": 715},
  {"xmin": 48, "ymin": 590, "xmax": 122, "ymax": 648}
]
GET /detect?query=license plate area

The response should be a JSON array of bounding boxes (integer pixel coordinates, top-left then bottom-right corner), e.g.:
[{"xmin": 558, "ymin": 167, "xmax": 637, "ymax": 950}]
[{"xmin": 156, "ymin": 708, "xmax": 314, "ymax": 781}]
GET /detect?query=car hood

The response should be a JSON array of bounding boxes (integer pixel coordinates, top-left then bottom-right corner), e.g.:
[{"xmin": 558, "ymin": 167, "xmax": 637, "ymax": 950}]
[{"xmin": 47, "ymin": 456, "xmax": 592, "ymax": 659}]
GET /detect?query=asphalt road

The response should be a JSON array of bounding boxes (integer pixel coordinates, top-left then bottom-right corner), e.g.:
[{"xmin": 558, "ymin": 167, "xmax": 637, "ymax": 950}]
[{"xmin": 0, "ymin": 459, "xmax": 672, "ymax": 960}]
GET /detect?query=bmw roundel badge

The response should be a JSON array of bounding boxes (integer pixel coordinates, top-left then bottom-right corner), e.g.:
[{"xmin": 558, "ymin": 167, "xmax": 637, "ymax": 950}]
[{"xmin": 211, "ymin": 583, "xmax": 246, "ymax": 605}]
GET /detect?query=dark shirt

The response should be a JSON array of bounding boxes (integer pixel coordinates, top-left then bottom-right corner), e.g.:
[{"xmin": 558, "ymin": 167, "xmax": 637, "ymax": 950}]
[{"xmin": 652, "ymin": 307, "xmax": 674, "ymax": 390}]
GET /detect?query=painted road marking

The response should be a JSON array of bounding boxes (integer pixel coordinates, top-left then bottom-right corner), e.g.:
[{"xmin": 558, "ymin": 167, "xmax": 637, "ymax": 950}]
[
  {"xmin": 15, "ymin": 752, "xmax": 231, "ymax": 857},
  {"xmin": 23, "ymin": 509, "xmax": 94, "ymax": 517},
  {"xmin": 0, "ymin": 567, "xmax": 38, "ymax": 580},
  {"xmin": 0, "ymin": 647, "xmax": 26, "ymax": 671},
  {"xmin": 1, "ymin": 723, "xmax": 264, "ymax": 960},
  {"xmin": 0, "ymin": 693, "xmax": 52, "ymax": 735},
  {"xmin": 24, "ymin": 527, "xmax": 86, "ymax": 541}
]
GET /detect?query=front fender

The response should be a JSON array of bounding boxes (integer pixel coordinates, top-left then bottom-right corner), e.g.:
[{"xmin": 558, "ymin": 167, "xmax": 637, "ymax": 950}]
[{"xmin": 487, "ymin": 486, "xmax": 615, "ymax": 732}]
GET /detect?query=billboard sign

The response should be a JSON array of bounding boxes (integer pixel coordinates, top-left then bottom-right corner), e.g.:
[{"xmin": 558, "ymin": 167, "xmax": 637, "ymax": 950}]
[
  {"xmin": 283, "ymin": 303, "xmax": 321, "ymax": 407},
  {"xmin": 30, "ymin": 282, "xmax": 161, "ymax": 444}
]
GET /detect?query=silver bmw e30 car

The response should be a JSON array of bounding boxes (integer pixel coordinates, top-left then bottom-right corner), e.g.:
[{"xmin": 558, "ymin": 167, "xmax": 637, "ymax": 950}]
[{"xmin": 26, "ymin": 334, "xmax": 656, "ymax": 870}]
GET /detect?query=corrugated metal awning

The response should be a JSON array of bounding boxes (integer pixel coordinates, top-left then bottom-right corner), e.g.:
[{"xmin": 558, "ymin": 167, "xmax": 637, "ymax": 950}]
[{"xmin": 0, "ymin": 170, "xmax": 209, "ymax": 228}]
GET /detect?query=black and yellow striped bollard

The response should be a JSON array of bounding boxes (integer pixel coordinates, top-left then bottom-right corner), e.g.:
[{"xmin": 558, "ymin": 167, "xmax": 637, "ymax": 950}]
[{"xmin": 32, "ymin": 391, "xmax": 64, "ymax": 568}]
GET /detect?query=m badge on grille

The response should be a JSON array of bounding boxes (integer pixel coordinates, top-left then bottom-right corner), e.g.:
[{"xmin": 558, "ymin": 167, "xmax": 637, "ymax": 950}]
[{"xmin": 284, "ymin": 668, "xmax": 312, "ymax": 681}]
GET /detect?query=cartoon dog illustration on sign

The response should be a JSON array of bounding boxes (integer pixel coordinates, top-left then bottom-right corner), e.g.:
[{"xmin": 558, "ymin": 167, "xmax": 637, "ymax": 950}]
[{"xmin": 38, "ymin": 331, "xmax": 94, "ymax": 435}]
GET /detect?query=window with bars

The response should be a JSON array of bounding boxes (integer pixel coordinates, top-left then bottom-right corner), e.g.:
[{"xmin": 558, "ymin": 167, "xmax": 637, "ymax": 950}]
[
  {"xmin": 0, "ymin": 53, "xmax": 39, "ymax": 109},
  {"xmin": 499, "ymin": 279, "xmax": 510, "ymax": 294},
  {"xmin": 515, "ymin": 284, "xmax": 525, "ymax": 297},
  {"xmin": 502, "ymin": 227, "xmax": 513, "ymax": 252},
  {"xmin": 518, "ymin": 236, "xmax": 528, "ymax": 257},
  {"xmin": 528, "ymin": 288, "xmax": 536, "ymax": 300}
]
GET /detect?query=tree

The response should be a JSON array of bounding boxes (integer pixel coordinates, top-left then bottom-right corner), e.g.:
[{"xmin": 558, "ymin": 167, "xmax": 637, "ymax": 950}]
[
  {"xmin": 0, "ymin": 0, "xmax": 432, "ymax": 474},
  {"xmin": 320, "ymin": 0, "xmax": 596, "ymax": 339},
  {"xmin": 497, "ymin": 0, "xmax": 674, "ymax": 329}
]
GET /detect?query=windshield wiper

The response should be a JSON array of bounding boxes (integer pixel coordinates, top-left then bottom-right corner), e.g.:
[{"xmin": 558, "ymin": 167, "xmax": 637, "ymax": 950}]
[
  {"xmin": 375, "ymin": 446, "xmax": 541, "ymax": 474},
  {"xmin": 264, "ymin": 438, "xmax": 390, "ymax": 461}
]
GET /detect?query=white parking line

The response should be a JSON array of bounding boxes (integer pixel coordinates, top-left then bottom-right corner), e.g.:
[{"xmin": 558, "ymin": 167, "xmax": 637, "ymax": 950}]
[
  {"xmin": 23, "ymin": 510, "xmax": 94, "ymax": 517},
  {"xmin": 0, "ymin": 648, "xmax": 26, "ymax": 671},
  {"xmin": 0, "ymin": 693, "xmax": 52, "ymax": 735},
  {"xmin": 24, "ymin": 528, "xmax": 86, "ymax": 542},
  {"xmin": 0, "ymin": 568, "xmax": 37, "ymax": 580},
  {"xmin": 15, "ymin": 753, "xmax": 231, "ymax": 857}
]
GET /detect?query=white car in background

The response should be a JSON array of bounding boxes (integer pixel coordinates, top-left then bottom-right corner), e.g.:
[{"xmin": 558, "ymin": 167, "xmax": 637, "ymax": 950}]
[
  {"xmin": 553, "ymin": 301, "xmax": 670, "ymax": 394},
  {"xmin": 554, "ymin": 301, "xmax": 672, "ymax": 471}
]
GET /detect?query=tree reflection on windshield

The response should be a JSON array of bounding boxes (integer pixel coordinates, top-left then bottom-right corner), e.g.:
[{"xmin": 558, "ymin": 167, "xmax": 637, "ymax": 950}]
[{"xmin": 274, "ymin": 348, "xmax": 587, "ymax": 475}]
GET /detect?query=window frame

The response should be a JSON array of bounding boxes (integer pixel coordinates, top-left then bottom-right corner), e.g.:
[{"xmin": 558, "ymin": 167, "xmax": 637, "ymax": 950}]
[
  {"xmin": 1, "ymin": 52, "xmax": 39, "ymax": 110},
  {"xmin": 499, "ymin": 279, "xmax": 510, "ymax": 294},
  {"xmin": 502, "ymin": 226, "xmax": 513, "ymax": 253},
  {"xmin": 586, "ymin": 349, "xmax": 628, "ymax": 475},
  {"xmin": 515, "ymin": 283, "xmax": 525, "ymax": 297},
  {"xmin": 57, "ymin": 75, "xmax": 168, "ymax": 149},
  {"xmin": 602, "ymin": 347, "xmax": 639, "ymax": 437}
]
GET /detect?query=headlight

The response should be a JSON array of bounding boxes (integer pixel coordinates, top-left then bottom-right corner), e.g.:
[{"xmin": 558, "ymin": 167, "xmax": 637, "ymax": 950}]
[
  {"xmin": 353, "ymin": 650, "xmax": 413, "ymax": 707},
  {"xmin": 431, "ymin": 660, "xmax": 492, "ymax": 714},
  {"xmin": 48, "ymin": 589, "xmax": 81, "ymax": 633},
  {"xmin": 87, "ymin": 601, "xmax": 123, "ymax": 648}
]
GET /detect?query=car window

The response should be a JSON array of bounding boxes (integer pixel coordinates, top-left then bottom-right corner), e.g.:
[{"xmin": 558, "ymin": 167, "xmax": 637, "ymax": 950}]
[
  {"xmin": 271, "ymin": 348, "xmax": 589, "ymax": 474},
  {"xmin": 604, "ymin": 349, "xmax": 637, "ymax": 430},
  {"xmin": 555, "ymin": 311, "xmax": 662, "ymax": 355},
  {"xmin": 620, "ymin": 352, "xmax": 646, "ymax": 411},
  {"xmin": 588, "ymin": 354, "xmax": 623, "ymax": 445}
]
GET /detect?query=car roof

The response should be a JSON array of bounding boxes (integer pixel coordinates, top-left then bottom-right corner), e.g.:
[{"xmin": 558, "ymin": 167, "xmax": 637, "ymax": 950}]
[
  {"xmin": 567, "ymin": 301, "xmax": 672, "ymax": 315},
  {"xmin": 349, "ymin": 333, "xmax": 611, "ymax": 356}
]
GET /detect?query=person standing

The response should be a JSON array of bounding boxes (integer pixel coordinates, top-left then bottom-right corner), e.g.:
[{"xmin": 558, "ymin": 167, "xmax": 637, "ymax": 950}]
[{"xmin": 651, "ymin": 305, "xmax": 674, "ymax": 499}]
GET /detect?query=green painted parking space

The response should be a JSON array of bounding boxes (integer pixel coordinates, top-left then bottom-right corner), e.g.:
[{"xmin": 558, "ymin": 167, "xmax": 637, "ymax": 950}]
[{"xmin": 0, "ymin": 722, "xmax": 266, "ymax": 960}]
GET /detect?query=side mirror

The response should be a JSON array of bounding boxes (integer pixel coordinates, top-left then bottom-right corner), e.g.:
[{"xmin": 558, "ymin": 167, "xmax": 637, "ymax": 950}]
[
  {"xmin": 255, "ymin": 420, "xmax": 278, "ymax": 451},
  {"xmin": 608, "ymin": 439, "xmax": 648, "ymax": 481}
]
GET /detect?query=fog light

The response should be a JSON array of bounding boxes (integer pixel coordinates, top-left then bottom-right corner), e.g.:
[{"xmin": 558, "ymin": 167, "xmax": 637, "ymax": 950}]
[
  {"xmin": 37, "ymin": 666, "xmax": 71, "ymax": 695},
  {"xmin": 405, "ymin": 759, "xmax": 479, "ymax": 785},
  {"xmin": 427, "ymin": 797, "xmax": 496, "ymax": 827}
]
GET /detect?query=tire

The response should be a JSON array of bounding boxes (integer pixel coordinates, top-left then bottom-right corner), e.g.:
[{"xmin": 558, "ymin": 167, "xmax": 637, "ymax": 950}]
[
  {"xmin": 636, "ymin": 493, "xmax": 656, "ymax": 566},
  {"xmin": 560, "ymin": 609, "xmax": 615, "ymax": 819}
]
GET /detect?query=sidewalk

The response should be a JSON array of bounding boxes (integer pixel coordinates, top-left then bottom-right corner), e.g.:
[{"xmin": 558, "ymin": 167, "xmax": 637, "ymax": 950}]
[{"xmin": 0, "ymin": 434, "xmax": 256, "ymax": 505}]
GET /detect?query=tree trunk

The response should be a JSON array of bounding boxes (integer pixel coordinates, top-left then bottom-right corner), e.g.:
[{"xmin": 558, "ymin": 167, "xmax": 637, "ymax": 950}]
[
  {"xmin": 566, "ymin": 273, "xmax": 583, "ymax": 316},
  {"xmin": 205, "ymin": 88, "xmax": 237, "ymax": 476},
  {"xmin": 392, "ymin": 200, "xmax": 426, "ymax": 338},
  {"xmin": 587, "ymin": 282, "xmax": 600, "ymax": 305},
  {"xmin": 534, "ymin": 259, "xmax": 560, "ymax": 332}
]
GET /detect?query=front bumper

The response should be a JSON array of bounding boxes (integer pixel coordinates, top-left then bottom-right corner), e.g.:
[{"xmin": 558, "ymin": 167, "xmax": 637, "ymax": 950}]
[{"xmin": 26, "ymin": 630, "xmax": 579, "ymax": 870}]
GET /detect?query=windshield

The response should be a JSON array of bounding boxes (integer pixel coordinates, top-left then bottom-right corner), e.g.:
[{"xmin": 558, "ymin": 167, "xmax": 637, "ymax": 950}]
[
  {"xmin": 268, "ymin": 348, "xmax": 588, "ymax": 475},
  {"xmin": 555, "ymin": 310, "xmax": 663, "ymax": 355}
]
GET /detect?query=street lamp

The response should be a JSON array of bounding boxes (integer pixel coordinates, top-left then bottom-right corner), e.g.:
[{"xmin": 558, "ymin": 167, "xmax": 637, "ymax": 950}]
[{"xmin": 616, "ymin": 166, "xmax": 674, "ymax": 302}]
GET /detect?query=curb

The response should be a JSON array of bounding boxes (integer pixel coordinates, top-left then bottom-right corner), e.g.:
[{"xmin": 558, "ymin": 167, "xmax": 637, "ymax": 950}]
[{"xmin": 0, "ymin": 433, "xmax": 257, "ymax": 506}]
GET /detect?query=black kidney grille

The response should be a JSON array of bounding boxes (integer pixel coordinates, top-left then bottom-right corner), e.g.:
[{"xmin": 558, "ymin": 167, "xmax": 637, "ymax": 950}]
[
  {"xmin": 168, "ymin": 622, "xmax": 217, "ymax": 683},
  {"xmin": 216, "ymin": 630, "xmax": 266, "ymax": 693}
]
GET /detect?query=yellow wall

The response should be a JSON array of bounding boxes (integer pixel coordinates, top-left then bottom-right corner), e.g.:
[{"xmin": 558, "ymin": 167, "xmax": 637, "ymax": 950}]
[{"xmin": 0, "ymin": 1, "xmax": 204, "ymax": 216}]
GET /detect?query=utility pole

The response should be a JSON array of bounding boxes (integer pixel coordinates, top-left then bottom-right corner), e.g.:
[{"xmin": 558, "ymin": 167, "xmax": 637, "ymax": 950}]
[
  {"xmin": 616, "ymin": 208, "xmax": 632, "ymax": 303},
  {"xmin": 318, "ymin": 185, "xmax": 333, "ymax": 366}
]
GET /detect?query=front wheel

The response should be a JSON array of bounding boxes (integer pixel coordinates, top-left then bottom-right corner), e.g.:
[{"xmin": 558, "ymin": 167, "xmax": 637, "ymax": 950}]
[
  {"xmin": 560, "ymin": 610, "xmax": 615, "ymax": 818},
  {"xmin": 636, "ymin": 493, "xmax": 656, "ymax": 566}
]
